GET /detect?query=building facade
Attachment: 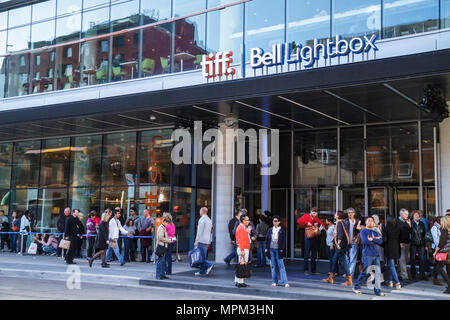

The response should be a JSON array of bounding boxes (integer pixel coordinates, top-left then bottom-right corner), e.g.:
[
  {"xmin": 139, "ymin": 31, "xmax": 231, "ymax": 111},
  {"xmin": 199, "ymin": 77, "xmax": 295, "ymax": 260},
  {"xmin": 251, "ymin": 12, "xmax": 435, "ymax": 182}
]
[{"xmin": 0, "ymin": 0, "xmax": 449, "ymax": 260}]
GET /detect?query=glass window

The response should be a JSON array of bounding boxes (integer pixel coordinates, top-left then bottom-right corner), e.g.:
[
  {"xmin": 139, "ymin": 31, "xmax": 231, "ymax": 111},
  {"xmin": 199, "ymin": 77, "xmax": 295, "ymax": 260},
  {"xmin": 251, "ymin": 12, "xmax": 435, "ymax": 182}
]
[
  {"xmin": 10, "ymin": 188, "xmax": 39, "ymax": 221},
  {"xmin": 138, "ymin": 129, "xmax": 172, "ymax": 185},
  {"xmin": 56, "ymin": 13, "xmax": 81, "ymax": 42},
  {"xmin": 171, "ymin": 186, "xmax": 191, "ymax": 251},
  {"xmin": 71, "ymin": 135, "xmax": 102, "ymax": 187},
  {"xmin": 367, "ymin": 124, "xmax": 419, "ymax": 185},
  {"xmin": 135, "ymin": 185, "xmax": 170, "ymax": 218},
  {"xmin": 6, "ymin": 25, "xmax": 31, "ymax": 97},
  {"xmin": 422, "ymin": 122, "xmax": 435, "ymax": 184},
  {"xmin": 82, "ymin": 7, "xmax": 110, "ymax": 38},
  {"xmin": 111, "ymin": 0, "xmax": 139, "ymax": 32},
  {"xmin": 245, "ymin": 0, "xmax": 285, "ymax": 61},
  {"xmin": 443, "ymin": 0, "xmax": 450, "ymax": 28},
  {"xmin": 84, "ymin": 0, "xmax": 110, "ymax": 10},
  {"xmin": 102, "ymin": 132, "xmax": 137, "ymax": 186},
  {"xmin": 287, "ymin": 0, "xmax": 330, "ymax": 46},
  {"xmin": 37, "ymin": 188, "xmax": 67, "ymax": 232},
  {"xmin": 141, "ymin": 22, "xmax": 172, "ymax": 77},
  {"xmin": 0, "ymin": 143, "xmax": 13, "ymax": 189},
  {"xmin": 383, "ymin": 0, "xmax": 439, "ymax": 39},
  {"xmin": 270, "ymin": 133, "xmax": 291, "ymax": 188},
  {"xmin": 101, "ymin": 186, "xmax": 135, "ymax": 215},
  {"xmin": 32, "ymin": 20, "xmax": 56, "ymax": 49},
  {"xmin": 32, "ymin": 0, "xmax": 56, "ymax": 23},
  {"xmin": 0, "ymin": 31, "xmax": 5, "ymax": 98},
  {"xmin": 0, "ymin": 189, "xmax": 10, "ymax": 214},
  {"xmin": 341, "ymin": 127, "xmax": 364, "ymax": 185},
  {"xmin": 141, "ymin": 0, "xmax": 172, "ymax": 24},
  {"xmin": 207, "ymin": 0, "xmax": 243, "ymax": 63},
  {"xmin": 9, "ymin": 6, "xmax": 31, "ymax": 28},
  {"xmin": 40, "ymin": 138, "xmax": 70, "ymax": 188},
  {"xmin": 294, "ymin": 130, "xmax": 338, "ymax": 186},
  {"xmin": 57, "ymin": 0, "xmax": 83, "ymax": 16},
  {"xmin": 332, "ymin": 0, "xmax": 380, "ymax": 39},
  {"xmin": 12, "ymin": 141, "xmax": 41, "ymax": 188},
  {"xmin": 7, "ymin": 25, "xmax": 31, "ymax": 52},
  {"xmin": 70, "ymin": 187, "xmax": 100, "ymax": 215},
  {"xmin": 0, "ymin": 11, "xmax": 7, "ymax": 30}
]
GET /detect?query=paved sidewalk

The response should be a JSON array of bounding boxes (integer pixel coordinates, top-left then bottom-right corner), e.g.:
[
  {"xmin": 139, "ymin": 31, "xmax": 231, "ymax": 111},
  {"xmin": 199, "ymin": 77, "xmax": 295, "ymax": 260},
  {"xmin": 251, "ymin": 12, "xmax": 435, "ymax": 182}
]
[{"xmin": 0, "ymin": 253, "xmax": 449, "ymax": 300}]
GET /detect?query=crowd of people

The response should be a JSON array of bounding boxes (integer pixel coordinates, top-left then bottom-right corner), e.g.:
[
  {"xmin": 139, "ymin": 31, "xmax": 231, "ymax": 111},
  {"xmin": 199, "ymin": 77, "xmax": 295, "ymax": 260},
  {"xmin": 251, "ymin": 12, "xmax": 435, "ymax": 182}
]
[{"xmin": 1, "ymin": 205, "xmax": 450, "ymax": 295}]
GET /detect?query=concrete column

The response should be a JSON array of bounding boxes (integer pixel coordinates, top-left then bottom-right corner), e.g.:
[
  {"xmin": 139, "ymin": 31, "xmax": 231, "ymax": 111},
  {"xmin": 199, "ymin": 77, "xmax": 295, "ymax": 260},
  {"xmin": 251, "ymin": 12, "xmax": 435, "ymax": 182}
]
[
  {"xmin": 214, "ymin": 122, "xmax": 235, "ymax": 263},
  {"xmin": 439, "ymin": 118, "xmax": 450, "ymax": 216}
]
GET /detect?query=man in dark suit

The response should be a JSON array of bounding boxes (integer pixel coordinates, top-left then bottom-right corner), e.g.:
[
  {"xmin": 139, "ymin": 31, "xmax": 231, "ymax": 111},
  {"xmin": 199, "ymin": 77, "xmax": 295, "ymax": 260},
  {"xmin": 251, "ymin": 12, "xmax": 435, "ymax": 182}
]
[
  {"xmin": 64, "ymin": 209, "xmax": 80, "ymax": 264},
  {"xmin": 56, "ymin": 207, "xmax": 71, "ymax": 257}
]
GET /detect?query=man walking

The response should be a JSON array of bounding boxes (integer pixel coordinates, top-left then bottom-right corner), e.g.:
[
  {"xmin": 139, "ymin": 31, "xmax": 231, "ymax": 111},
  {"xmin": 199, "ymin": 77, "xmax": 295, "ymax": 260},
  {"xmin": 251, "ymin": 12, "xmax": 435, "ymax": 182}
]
[
  {"xmin": 398, "ymin": 208, "xmax": 412, "ymax": 283},
  {"xmin": 57, "ymin": 207, "xmax": 71, "ymax": 257},
  {"xmin": 105, "ymin": 209, "xmax": 130, "ymax": 266},
  {"xmin": 194, "ymin": 207, "xmax": 214, "ymax": 276},
  {"xmin": 64, "ymin": 209, "xmax": 79, "ymax": 264},
  {"xmin": 344, "ymin": 208, "xmax": 361, "ymax": 278},
  {"xmin": 224, "ymin": 210, "xmax": 241, "ymax": 266},
  {"xmin": 297, "ymin": 207, "xmax": 324, "ymax": 275}
]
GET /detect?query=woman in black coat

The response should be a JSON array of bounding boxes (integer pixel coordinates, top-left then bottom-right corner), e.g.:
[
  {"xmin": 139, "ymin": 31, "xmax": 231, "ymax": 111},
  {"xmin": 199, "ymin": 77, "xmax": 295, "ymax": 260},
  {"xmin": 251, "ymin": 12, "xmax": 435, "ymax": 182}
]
[
  {"xmin": 383, "ymin": 216, "xmax": 402, "ymax": 289},
  {"xmin": 89, "ymin": 213, "xmax": 110, "ymax": 268}
]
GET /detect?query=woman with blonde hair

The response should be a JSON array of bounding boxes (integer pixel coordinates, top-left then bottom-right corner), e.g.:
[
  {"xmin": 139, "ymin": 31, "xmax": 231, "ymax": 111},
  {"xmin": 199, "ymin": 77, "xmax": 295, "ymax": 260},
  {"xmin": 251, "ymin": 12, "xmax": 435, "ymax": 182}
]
[
  {"xmin": 163, "ymin": 212, "xmax": 176, "ymax": 275},
  {"xmin": 89, "ymin": 212, "xmax": 110, "ymax": 268},
  {"xmin": 433, "ymin": 216, "xmax": 450, "ymax": 294}
]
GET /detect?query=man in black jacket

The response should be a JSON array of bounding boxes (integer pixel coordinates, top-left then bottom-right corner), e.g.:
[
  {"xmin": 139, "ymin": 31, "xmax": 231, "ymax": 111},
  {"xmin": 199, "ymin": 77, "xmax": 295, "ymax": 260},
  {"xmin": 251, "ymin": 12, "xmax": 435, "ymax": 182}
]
[
  {"xmin": 64, "ymin": 210, "xmax": 80, "ymax": 264},
  {"xmin": 223, "ymin": 210, "xmax": 241, "ymax": 266},
  {"xmin": 410, "ymin": 210, "xmax": 427, "ymax": 280},
  {"xmin": 398, "ymin": 208, "xmax": 412, "ymax": 282},
  {"xmin": 56, "ymin": 207, "xmax": 71, "ymax": 257}
]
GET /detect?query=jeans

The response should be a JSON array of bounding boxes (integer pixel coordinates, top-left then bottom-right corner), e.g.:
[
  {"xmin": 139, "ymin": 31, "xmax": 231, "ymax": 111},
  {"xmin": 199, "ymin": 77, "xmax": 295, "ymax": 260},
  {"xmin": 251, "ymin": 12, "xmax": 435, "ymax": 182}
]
[
  {"xmin": 165, "ymin": 242, "xmax": 175, "ymax": 274},
  {"xmin": 410, "ymin": 244, "xmax": 426, "ymax": 277},
  {"xmin": 87, "ymin": 234, "xmax": 96, "ymax": 258},
  {"xmin": 20, "ymin": 235, "xmax": 28, "ymax": 254},
  {"xmin": 156, "ymin": 252, "xmax": 166, "ymax": 279},
  {"xmin": 256, "ymin": 241, "xmax": 267, "ymax": 266},
  {"xmin": 43, "ymin": 246, "xmax": 56, "ymax": 254},
  {"xmin": 197, "ymin": 242, "xmax": 213, "ymax": 275},
  {"xmin": 224, "ymin": 242, "xmax": 238, "ymax": 263},
  {"xmin": 399, "ymin": 243, "xmax": 410, "ymax": 279},
  {"xmin": 332, "ymin": 249, "xmax": 351, "ymax": 275},
  {"xmin": 10, "ymin": 234, "xmax": 18, "ymax": 252},
  {"xmin": 354, "ymin": 256, "xmax": 382, "ymax": 295},
  {"xmin": 141, "ymin": 245, "xmax": 152, "ymax": 262},
  {"xmin": 105, "ymin": 238, "xmax": 124, "ymax": 265},
  {"xmin": 386, "ymin": 259, "xmax": 400, "ymax": 284},
  {"xmin": 123, "ymin": 237, "xmax": 132, "ymax": 262},
  {"xmin": 269, "ymin": 248, "xmax": 288, "ymax": 285},
  {"xmin": 304, "ymin": 236, "xmax": 318, "ymax": 272},
  {"xmin": 347, "ymin": 243, "xmax": 358, "ymax": 276}
]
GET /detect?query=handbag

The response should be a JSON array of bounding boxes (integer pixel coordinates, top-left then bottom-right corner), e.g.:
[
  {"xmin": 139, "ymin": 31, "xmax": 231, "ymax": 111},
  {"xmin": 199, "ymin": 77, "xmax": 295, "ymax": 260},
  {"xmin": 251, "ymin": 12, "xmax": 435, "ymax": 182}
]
[
  {"xmin": 305, "ymin": 226, "xmax": 321, "ymax": 239},
  {"xmin": 110, "ymin": 240, "xmax": 117, "ymax": 249},
  {"xmin": 59, "ymin": 239, "xmax": 71, "ymax": 250},
  {"xmin": 236, "ymin": 263, "xmax": 251, "ymax": 278},
  {"xmin": 27, "ymin": 242, "xmax": 38, "ymax": 255},
  {"xmin": 155, "ymin": 244, "xmax": 168, "ymax": 257},
  {"xmin": 435, "ymin": 252, "xmax": 448, "ymax": 262},
  {"xmin": 188, "ymin": 247, "xmax": 205, "ymax": 268}
]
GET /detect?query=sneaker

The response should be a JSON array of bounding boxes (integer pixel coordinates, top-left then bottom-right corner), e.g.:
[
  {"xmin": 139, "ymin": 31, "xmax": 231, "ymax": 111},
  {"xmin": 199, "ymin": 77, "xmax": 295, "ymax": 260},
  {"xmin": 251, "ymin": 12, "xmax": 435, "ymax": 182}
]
[
  {"xmin": 395, "ymin": 283, "xmax": 402, "ymax": 290},
  {"xmin": 161, "ymin": 276, "xmax": 169, "ymax": 280},
  {"xmin": 388, "ymin": 281, "xmax": 394, "ymax": 288},
  {"xmin": 284, "ymin": 284, "xmax": 290, "ymax": 288},
  {"xmin": 206, "ymin": 264, "xmax": 214, "ymax": 275},
  {"xmin": 240, "ymin": 283, "xmax": 249, "ymax": 288},
  {"xmin": 195, "ymin": 271, "xmax": 202, "ymax": 276},
  {"xmin": 375, "ymin": 292, "xmax": 386, "ymax": 297},
  {"xmin": 224, "ymin": 259, "xmax": 230, "ymax": 266},
  {"xmin": 272, "ymin": 283, "xmax": 277, "ymax": 287},
  {"xmin": 353, "ymin": 287, "xmax": 362, "ymax": 294},
  {"xmin": 304, "ymin": 271, "xmax": 310, "ymax": 276}
]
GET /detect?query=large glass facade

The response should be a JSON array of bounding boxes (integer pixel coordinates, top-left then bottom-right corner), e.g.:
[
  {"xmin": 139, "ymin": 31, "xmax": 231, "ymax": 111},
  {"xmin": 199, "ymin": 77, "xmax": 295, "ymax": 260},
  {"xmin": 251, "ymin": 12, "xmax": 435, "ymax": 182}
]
[{"xmin": 0, "ymin": 0, "xmax": 449, "ymax": 96}]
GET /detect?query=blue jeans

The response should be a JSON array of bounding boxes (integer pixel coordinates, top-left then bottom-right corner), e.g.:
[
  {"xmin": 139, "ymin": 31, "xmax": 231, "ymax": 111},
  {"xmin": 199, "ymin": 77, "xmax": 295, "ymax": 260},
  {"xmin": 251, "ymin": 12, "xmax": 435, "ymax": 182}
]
[
  {"xmin": 354, "ymin": 256, "xmax": 382, "ymax": 295},
  {"xmin": 123, "ymin": 237, "xmax": 134, "ymax": 262},
  {"xmin": 224, "ymin": 242, "xmax": 238, "ymax": 263},
  {"xmin": 165, "ymin": 242, "xmax": 175, "ymax": 274},
  {"xmin": 197, "ymin": 242, "xmax": 213, "ymax": 275},
  {"xmin": 105, "ymin": 238, "xmax": 124, "ymax": 265},
  {"xmin": 386, "ymin": 259, "xmax": 400, "ymax": 284},
  {"xmin": 332, "ymin": 249, "xmax": 350, "ymax": 275},
  {"xmin": 269, "ymin": 248, "xmax": 288, "ymax": 285},
  {"xmin": 43, "ymin": 246, "xmax": 56, "ymax": 254},
  {"xmin": 326, "ymin": 245, "xmax": 338, "ymax": 273},
  {"xmin": 304, "ymin": 236, "xmax": 318, "ymax": 272},
  {"xmin": 10, "ymin": 234, "xmax": 18, "ymax": 252},
  {"xmin": 156, "ymin": 252, "xmax": 166, "ymax": 279},
  {"xmin": 410, "ymin": 244, "xmax": 426, "ymax": 276},
  {"xmin": 257, "ymin": 241, "xmax": 267, "ymax": 266},
  {"xmin": 347, "ymin": 244, "xmax": 358, "ymax": 276}
]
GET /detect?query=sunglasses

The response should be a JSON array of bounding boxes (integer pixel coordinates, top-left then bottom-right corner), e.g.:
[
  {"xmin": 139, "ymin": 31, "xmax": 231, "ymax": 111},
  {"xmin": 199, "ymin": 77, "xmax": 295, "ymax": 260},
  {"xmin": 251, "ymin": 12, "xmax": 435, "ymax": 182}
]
[{"xmin": 273, "ymin": 220, "xmax": 279, "ymax": 222}]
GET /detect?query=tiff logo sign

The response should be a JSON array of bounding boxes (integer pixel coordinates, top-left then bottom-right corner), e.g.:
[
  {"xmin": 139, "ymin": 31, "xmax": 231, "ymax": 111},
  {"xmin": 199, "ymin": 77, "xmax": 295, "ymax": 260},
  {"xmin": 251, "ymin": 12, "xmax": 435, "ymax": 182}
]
[{"xmin": 201, "ymin": 51, "xmax": 236, "ymax": 78}]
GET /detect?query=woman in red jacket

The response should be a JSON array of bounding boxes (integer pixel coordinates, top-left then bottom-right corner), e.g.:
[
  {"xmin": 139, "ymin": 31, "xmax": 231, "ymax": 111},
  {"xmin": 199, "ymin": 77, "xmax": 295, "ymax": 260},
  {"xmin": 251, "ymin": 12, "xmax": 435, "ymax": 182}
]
[
  {"xmin": 235, "ymin": 214, "xmax": 251, "ymax": 288},
  {"xmin": 297, "ymin": 207, "xmax": 324, "ymax": 275}
]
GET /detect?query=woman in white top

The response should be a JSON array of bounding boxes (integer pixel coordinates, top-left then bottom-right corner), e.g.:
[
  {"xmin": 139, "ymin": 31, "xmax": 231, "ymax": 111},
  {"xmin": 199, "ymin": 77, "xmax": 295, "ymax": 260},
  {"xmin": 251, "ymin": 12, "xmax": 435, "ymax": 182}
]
[
  {"xmin": 431, "ymin": 217, "xmax": 442, "ymax": 286},
  {"xmin": 19, "ymin": 211, "xmax": 31, "ymax": 254}
]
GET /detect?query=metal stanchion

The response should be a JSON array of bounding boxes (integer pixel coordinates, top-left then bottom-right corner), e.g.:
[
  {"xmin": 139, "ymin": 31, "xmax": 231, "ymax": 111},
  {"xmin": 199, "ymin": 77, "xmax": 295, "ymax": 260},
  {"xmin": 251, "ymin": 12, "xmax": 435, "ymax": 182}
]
[
  {"xmin": 176, "ymin": 235, "xmax": 181, "ymax": 262},
  {"xmin": 18, "ymin": 232, "xmax": 24, "ymax": 256}
]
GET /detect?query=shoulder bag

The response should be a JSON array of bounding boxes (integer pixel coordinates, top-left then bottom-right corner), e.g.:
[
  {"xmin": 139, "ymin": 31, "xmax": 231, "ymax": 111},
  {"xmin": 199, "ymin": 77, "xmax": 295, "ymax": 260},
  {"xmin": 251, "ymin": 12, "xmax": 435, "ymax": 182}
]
[
  {"xmin": 59, "ymin": 239, "xmax": 71, "ymax": 250},
  {"xmin": 236, "ymin": 263, "xmax": 251, "ymax": 278},
  {"xmin": 435, "ymin": 252, "xmax": 447, "ymax": 262},
  {"xmin": 305, "ymin": 226, "xmax": 321, "ymax": 239}
]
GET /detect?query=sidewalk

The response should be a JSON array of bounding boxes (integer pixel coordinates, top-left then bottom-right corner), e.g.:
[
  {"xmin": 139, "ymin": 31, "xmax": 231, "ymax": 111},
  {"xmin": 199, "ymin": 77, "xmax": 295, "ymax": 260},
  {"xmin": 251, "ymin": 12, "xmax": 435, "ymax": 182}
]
[{"xmin": 0, "ymin": 252, "xmax": 449, "ymax": 300}]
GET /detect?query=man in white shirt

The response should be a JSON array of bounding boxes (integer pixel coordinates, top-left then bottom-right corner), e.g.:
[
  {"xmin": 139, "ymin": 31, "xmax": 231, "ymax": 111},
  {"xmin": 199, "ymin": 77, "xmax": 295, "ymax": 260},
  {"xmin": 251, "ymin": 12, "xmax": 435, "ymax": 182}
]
[
  {"xmin": 105, "ymin": 210, "xmax": 130, "ymax": 266},
  {"xmin": 194, "ymin": 207, "xmax": 214, "ymax": 276}
]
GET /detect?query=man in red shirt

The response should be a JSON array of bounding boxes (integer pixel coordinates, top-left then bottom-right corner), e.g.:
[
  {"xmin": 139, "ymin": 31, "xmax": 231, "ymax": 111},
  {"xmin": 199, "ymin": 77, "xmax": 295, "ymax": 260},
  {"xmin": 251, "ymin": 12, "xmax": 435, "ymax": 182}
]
[{"xmin": 297, "ymin": 207, "xmax": 324, "ymax": 275}]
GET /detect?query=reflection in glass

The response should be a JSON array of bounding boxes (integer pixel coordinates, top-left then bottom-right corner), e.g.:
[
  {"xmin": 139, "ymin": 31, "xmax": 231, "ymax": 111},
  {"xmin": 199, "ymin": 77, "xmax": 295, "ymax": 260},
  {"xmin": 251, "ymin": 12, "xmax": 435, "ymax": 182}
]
[
  {"xmin": 425, "ymin": 187, "xmax": 435, "ymax": 219},
  {"xmin": 38, "ymin": 188, "xmax": 67, "ymax": 232},
  {"xmin": 0, "ymin": 11, "xmax": 7, "ymax": 30},
  {"xmin": 138, "ymin": 129, "xmax": 172, "ymax": 185},
  {"xmin": 57, "ymin": 0, "xmax": 82, "ymax": 16},
  {"xmin": 332, "ymin": 0, "xmax": 380, "ymax": 39},
  {"xmin": 102, "ymin": 132, "xmax": 137, "ymax": 186},
  {"xmin": 383, "ymin": 0, "xmax": 439, "ymax": 39},
  {"xmin": 40, "ymin": 138, "xmax": 70, "ymax": 188},
  {"xmin": 70, "ymin": 187, "xmax": 100, "ymax": 215},
  {"xmin": 396, "ymin": 188, "xmax": 419, "ymax": 216},
  {"xmin": 141, "ymin": 23, "xmax": 172, "ymax": 77},
  {"xmin": 71, "ymin": 135, "xmax": 102, "ymax": 187},
  {"xmin": 294, "ymin": 130, "xmax": 338, "ymax": 186},
  {"xmin": 207, "ymin": 0, "xmax": 243, "ymax": 63},
  {"xmin": 443, "ymin": 0, "xmax": 450, "ymax": 28},
  {"xmin": 341, "ymin": 128, "xmax": 364, "ymax": 185},
  {"xmin": 8, "ymin": 6, "xmax": 31, "ymax": 28},
  {"xmin": 32, "ymin": 0, "xmax": 56, "ymax": 23},
  {"xmin": 12, "ymin": 141, "xmax": 41, "ymax": 188},
  {"xmin": 101, "ymin": 186, "xmax": 135, "ymax": 216},
  {"xmin": 135, "ymin": 185, "xmax": 170, "ymax": 218},
  {"xmin": 287, "ymin": 0, "xmax": 330, "ymax": 46},
  {"xmin": 6, "ymin": 26, "xmax": 31, "ymax": 97},
  {"xmin": 0, "ymin": 143, "xmax": 12, "ymax": 189},
  {"xmin": 367, "ymin": 124, "xmax": 419, "ymax": 184},
  {"xmin": 245, "ymin": 0, "xmax": 284, "ymax": 61},
  {"xmin": 10, "ymin": 189, "xmax": 38, "ymax": 220},
  {"xmin": 0, "ymin": 31, "xmax": 5, "ymax": 98},
  {"xmin": 172, "ymin": 186, "xmax": 192, "ymax": 251},
  {"xmin": 174, "ymin": 14, "xmax": 206, "ymax": 72},
  {"xmin": 141, "ymin": 0, "xmax": 172, "ymax": 24},
  {"xmin": 0, "ymin": 189, "xmax": 10, "ymax": 214},
  {"xmin": 422, "ymin": 123, "xmax": 435, "ymax": 184}
]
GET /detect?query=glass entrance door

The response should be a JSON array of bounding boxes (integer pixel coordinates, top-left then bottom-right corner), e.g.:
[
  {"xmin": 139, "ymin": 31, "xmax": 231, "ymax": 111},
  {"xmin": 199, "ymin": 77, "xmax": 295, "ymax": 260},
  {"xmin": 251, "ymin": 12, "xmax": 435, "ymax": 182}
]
[
  {"xmin": 271, "ymin": 189, "xmax": 290, "ymax": 255},
  {"xmin": 342, "ymin": 188, "xmax": 365, "ymax": 214},
  {"xmin": 369, "ymin": 187, "xmax": 388, "ymax": 222}
]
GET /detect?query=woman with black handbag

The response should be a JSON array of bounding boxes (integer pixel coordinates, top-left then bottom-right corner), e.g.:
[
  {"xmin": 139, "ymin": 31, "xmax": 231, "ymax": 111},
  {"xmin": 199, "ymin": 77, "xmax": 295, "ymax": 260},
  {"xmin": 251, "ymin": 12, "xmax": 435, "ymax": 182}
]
[
  {"xmin": 235, "ymin": 214, "xmax": 252, "ymax": 288},
  {"xmin": 155, "ymin": 217, "xmax": 171, "ymax": 280}
]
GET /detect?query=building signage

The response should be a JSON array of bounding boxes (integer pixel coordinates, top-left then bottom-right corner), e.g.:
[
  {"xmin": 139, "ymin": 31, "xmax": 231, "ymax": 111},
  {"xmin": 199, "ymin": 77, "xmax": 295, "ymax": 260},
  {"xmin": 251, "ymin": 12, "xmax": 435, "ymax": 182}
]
[{"xmin": 201, "ymin": 34, "xmax": 378, "ymax": 78}]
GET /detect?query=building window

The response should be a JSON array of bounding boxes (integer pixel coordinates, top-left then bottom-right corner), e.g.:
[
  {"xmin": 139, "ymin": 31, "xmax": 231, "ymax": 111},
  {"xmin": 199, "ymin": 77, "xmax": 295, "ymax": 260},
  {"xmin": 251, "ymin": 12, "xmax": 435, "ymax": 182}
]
[
  {"xmin": 35, "ymin": 71, "xmax": 40, "ymax": 80},
  {"xmin": 63, "ymin": 64, "xmax": 73, "ymax": 76},
  {"xmin": 100, "ymin": 40, "xmax": 109, "ymax": 53},
  {"xmin": 47, "ymin": 68, "xmax": 54, "ymax": 78},
  {"xmin": 19, "ymin": 56, "xmax": 26, "ymax": 67},
  {"xmin": 65, "ymin": 47, "xmax": 72, "ymax": 58},
  {"xmin": 35, "ymin": 55, "xmax": 41, "ymax": 66}
]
